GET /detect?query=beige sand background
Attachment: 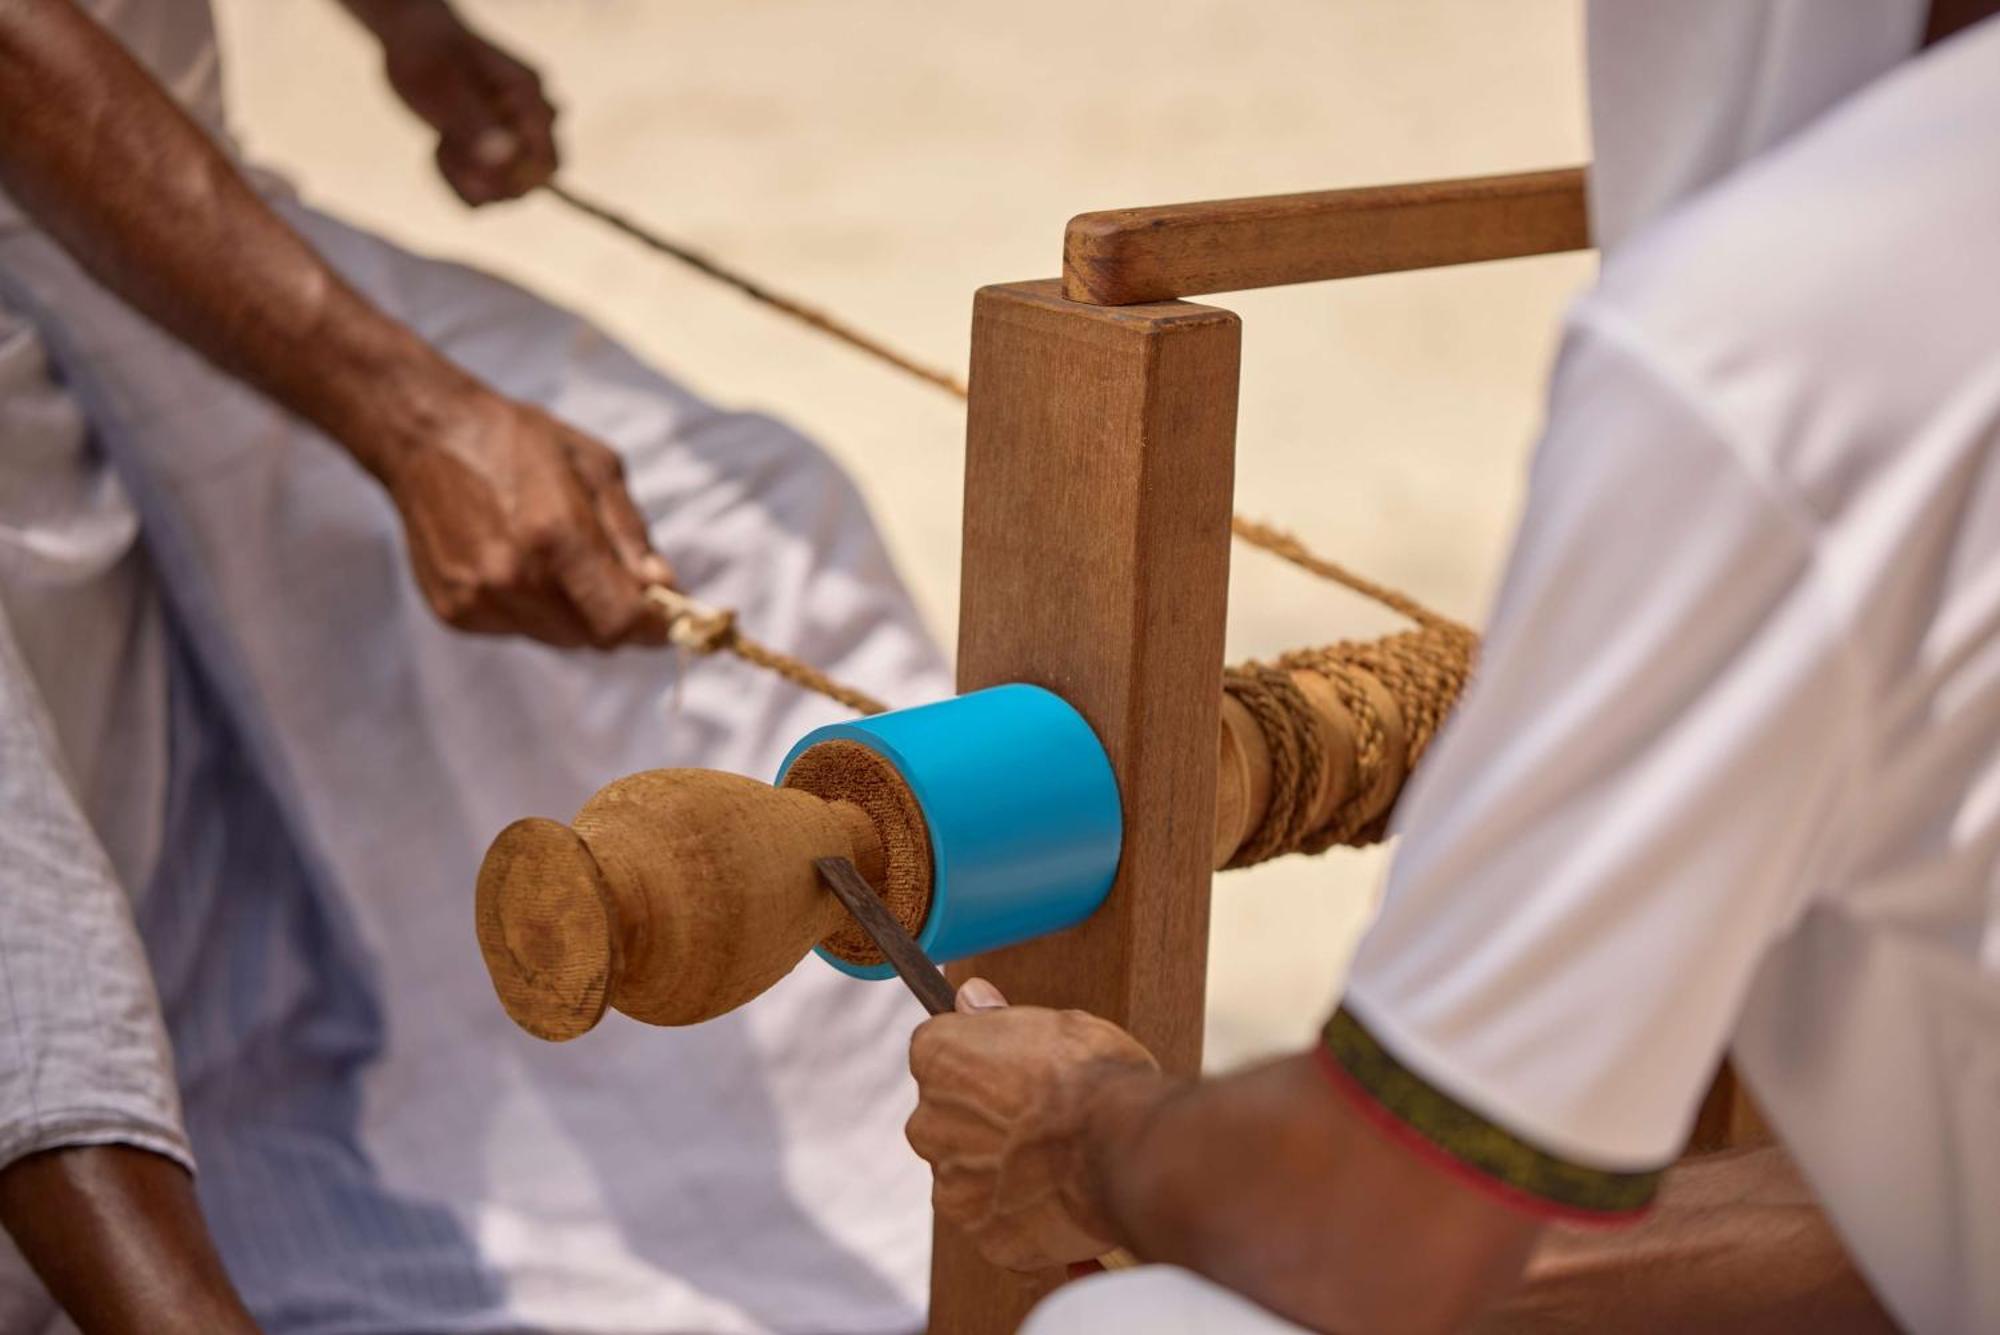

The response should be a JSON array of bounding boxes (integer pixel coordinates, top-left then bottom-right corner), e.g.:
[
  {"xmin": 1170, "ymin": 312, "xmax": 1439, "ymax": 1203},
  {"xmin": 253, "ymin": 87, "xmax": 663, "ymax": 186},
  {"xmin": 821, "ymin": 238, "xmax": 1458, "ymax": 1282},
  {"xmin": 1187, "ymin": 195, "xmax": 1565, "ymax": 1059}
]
[{"xmin": 213, "ymin": 0, "xmax": 1592, "ymax": 1072}]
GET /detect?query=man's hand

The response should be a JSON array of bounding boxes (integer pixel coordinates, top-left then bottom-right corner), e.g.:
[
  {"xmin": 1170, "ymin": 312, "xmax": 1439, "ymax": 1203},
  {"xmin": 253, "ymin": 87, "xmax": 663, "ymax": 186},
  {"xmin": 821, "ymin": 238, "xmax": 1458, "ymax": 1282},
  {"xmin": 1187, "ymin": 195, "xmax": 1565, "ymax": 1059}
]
[
  {"xmin": 905, "ymin": 979, "xmax": 1161, "ymax": 1272},
  {"xmin": 382, "ymin": 388, "xmax": 672, "ymax": 648},
  {"xmin": 344, "ymin": 1, "xmax": 557, "ymax": 204}
]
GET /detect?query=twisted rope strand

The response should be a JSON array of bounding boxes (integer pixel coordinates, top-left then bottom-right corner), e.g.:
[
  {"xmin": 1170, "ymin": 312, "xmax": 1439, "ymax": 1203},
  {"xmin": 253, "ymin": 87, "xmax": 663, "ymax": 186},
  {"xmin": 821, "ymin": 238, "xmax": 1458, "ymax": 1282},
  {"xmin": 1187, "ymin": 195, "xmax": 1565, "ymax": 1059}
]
[
  {"xmin": 1281, "ymin": 622, "xmax": 1476, "ymax": 850},
  {"xmin": 1220, "ymin": 665, "xmax": 1323, "ymax": 868},
  {"xmin": 1230, "ymin": 515, "xmax": 1459, "ymax": 630},
  {"xmin": 564, "ymin": 178, "xmax": 1476, "ymax": 805},
  {"xmin": 645, "ymin": 586, "xmax": 887, "ymax": 716},
  {"xmin": 548, "ymin": 183, "xmax": 969, "ymax": 399},
  {"xmin": 544, "ymin": 181, "xmax": 1443, "ymax": 623}
]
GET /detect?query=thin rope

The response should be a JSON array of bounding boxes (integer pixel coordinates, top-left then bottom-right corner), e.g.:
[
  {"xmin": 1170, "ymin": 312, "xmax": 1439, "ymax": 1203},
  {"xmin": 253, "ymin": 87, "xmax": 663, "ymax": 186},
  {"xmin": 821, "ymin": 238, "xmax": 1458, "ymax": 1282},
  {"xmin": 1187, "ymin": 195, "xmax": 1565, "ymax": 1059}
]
[
  {"xmin": 1229, "ymin": 515, "xmax": 1460, "ymax": 630},
  {"xmin": 543, "ymin": 181, "xmax": 1452, "ymax": 625},
  {"xmin": 645, "ymin": 586, "xmax": 887, "ymax": 716},
  {"xmin": 547, "ymin": 183, "xmax": 968, "ymax": 398},
  {"xmin": 556, "ymin": 178, "xmax": 1474, "ymax": 763}
]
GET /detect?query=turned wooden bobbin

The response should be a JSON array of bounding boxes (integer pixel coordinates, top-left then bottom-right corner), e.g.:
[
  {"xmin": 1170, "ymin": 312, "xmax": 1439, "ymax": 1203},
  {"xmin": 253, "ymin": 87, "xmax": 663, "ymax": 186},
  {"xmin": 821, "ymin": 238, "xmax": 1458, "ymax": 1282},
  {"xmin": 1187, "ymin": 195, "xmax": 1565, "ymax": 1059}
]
[{"xmin": 475, "ymin": 748, "xmax": 929, "ymax": 1042}]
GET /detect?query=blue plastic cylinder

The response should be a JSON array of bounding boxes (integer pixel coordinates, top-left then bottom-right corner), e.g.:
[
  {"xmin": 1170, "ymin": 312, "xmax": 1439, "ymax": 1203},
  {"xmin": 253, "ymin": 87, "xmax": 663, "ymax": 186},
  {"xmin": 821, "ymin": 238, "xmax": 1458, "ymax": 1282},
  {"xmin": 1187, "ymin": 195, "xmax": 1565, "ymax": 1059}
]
[{"xmin": 777, "ymin": 684, "xmax": 1123, "ymax": 980}]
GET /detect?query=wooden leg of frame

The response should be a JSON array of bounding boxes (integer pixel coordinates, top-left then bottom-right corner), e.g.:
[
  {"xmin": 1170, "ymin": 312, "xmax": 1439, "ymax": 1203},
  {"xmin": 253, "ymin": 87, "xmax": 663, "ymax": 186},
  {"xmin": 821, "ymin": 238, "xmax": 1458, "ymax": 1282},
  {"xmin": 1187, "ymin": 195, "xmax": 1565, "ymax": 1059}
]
[
  {"xmin": 1685, "ymin": 1062, "xmax": 1772, "ymax": 1157},
  {"xmin": 929, "ymin": 279, "xmax": 1240, "ymax": 1333}
]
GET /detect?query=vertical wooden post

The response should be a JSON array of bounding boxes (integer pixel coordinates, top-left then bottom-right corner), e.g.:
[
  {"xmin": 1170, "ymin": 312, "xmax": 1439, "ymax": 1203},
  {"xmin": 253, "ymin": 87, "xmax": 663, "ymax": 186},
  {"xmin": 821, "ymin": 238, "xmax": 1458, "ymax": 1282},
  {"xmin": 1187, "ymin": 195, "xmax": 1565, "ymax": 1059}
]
[{"xmin": 931, "ymin": 279, "xmax": 1240, "ymax": 1333}]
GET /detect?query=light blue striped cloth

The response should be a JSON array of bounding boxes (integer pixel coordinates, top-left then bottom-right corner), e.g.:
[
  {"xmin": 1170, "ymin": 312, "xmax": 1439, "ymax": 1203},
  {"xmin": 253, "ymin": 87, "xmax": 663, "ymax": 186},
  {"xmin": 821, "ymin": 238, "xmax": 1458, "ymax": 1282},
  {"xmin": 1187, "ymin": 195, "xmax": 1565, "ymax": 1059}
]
[{"xmin": 0, "ymin": 187, "xmax": 944, "ymax": 1335}]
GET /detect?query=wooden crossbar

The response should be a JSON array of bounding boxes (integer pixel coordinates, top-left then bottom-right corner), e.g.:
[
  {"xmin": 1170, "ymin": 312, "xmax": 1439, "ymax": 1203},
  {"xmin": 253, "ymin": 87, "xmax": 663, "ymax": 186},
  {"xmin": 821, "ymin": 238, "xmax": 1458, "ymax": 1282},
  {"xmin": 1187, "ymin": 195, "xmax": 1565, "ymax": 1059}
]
[{"xmin": 1062, "ymin": 166, "xmax": 1589, "ymax": 305}]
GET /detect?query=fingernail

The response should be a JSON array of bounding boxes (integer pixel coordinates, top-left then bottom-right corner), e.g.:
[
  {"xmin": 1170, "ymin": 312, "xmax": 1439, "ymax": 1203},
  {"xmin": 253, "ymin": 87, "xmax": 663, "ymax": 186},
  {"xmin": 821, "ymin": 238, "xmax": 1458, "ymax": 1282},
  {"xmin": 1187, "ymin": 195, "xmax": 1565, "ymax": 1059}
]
[
  {"xmin": 957, "ymin": 978, "xmax": 1007, "ymax": 1011},
  {"xmin": 473, "ymin": 128, "xmax": 519, "ymax": 166},
  {"xmin": 641, "ymin": 555, "xmax": 675, "ymax": 587}
]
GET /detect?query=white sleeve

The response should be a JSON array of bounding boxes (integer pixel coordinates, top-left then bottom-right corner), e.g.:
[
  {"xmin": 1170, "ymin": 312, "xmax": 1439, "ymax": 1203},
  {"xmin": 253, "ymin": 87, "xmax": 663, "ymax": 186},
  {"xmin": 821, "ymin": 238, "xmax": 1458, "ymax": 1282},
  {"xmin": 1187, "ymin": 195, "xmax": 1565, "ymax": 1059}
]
[
  {"xmin": 1334, "ymin": 306, "xmax": 1861, "ymax": 1205},
  {"xmin": 0, "ymin": 605, "xmax": 189, "ymax": 1173}
]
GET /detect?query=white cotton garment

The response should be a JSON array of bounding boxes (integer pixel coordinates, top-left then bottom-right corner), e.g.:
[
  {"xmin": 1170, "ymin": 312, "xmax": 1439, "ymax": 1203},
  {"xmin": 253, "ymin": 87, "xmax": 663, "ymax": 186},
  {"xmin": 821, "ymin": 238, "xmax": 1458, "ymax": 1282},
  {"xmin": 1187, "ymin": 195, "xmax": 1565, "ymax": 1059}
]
[
  {"xmin": 1346, "ymin": 15, "xmax": 2000, "ymax": 1333},
  {"xmin": 1584, "ymin": 0, "xmax": 1925, "ymax": 253},
  {"xmin": 1022, "ymin": 1266, "xmax": 1310, "ymax": 1335}
]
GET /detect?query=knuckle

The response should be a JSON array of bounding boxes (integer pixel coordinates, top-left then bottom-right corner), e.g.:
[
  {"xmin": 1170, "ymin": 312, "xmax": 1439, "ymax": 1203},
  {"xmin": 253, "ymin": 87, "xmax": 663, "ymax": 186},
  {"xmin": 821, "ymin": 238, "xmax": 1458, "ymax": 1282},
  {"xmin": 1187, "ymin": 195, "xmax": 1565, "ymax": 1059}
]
[
  {"xmin": 930, "ymin": 1165, "xmax": 992, "ymax": 1221},
  {"xmin": 431, "ymin": 577, "xmax": 482, "ymax": 624},
  {"xmin": 478, "ymin": 562, "xmax": 523, "ymax": 600},
  {"xmin": 905, "ymin": 1110, "xmax": 956, "ymax": 1166},
  {"xmin": 472, "ymin": 537, "xmax": 524, "ymax": 585},
  {"xmin": 575, "ymin": 443, "xmax": 625, "ymax": 488},
  {"xmin": 520, "ymin": 519, "xmax": 571, "ymax": 562},
  {"xmin": 581, "ymin": 589, "xmax": 645, "ymax": 649},
  {"xmin": 583, "ymin": 619, "xmax": 629, "ymax": 652},
  {"xmin": 908, "ymin": 1019, "xmax": 945, "ymax": 1076}
]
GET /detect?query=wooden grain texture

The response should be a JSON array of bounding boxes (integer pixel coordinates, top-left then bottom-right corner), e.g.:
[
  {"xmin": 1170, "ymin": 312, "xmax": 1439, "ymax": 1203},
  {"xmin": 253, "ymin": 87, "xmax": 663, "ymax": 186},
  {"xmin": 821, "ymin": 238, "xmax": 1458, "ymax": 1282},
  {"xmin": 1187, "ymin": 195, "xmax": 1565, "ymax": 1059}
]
[
  {"xmin": 1684, "ymin": 1063, "xmax": 1772, "ymax": 1157},
  {"xmin": 930, "ymin": 279, "xmax": 1239, "ymax": 1333},
  {"xmin": 476, "ymin": 816, "xmax": 621, "ymax": 1042},
  {"xmin": 475, "ymin": 767, "xmax": 912, "ymax": 1038},
  {"xmin": 1063, "ymin": 166, "xmax": 1589, "ymax": 305},
  {"xmin": 785, "ymin": 740, "xmax": 935, "ymax": 965}
]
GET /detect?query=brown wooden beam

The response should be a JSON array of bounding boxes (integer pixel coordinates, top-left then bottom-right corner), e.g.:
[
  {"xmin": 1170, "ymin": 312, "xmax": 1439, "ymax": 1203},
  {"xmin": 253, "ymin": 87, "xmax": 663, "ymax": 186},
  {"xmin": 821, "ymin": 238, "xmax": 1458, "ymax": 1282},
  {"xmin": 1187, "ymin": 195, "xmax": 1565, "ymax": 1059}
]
[
  {"xmin": 1063, "ymin": 166, "xmax": 1589, "ymax": 305},
  {"xmin": 931, "ymin": 279, "xmax": 1239, "ymax": 1332}
]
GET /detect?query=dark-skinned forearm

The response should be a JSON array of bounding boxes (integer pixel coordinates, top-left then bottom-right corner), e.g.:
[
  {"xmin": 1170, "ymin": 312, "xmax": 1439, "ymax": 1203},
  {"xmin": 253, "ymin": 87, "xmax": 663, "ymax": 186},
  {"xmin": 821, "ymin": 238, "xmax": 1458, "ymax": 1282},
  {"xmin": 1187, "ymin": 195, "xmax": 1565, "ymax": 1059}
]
[
  {"xmin": 1080, "ymin": 1055, "xmax": 1540, "ymax": 1334},
  {"xmin": 0, "ymin": 1145, "xmax": 259, "ymax": 1335},
  {"xmin": 0, "ymin": 0, "xmax": 477, "ymax": 480},
  {"xmin": 1475, "ymin": 1146, "xmax": 1896, "ymax": 1334}
]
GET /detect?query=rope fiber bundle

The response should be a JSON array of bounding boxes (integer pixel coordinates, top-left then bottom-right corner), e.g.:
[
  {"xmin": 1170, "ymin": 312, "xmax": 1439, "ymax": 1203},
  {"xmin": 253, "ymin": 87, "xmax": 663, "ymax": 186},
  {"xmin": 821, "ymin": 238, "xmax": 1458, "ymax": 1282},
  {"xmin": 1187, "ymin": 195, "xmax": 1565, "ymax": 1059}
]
[
  {"xmin": 1224, "ymin": 620, "xmax": 1477, "ymax": 866},
  {"xmin": 563, "ymin": 182, "xmax": 1479, "ymax": 841},
  {"xmin": 645, "ymin": 585, "xmax": 889, "ymax": 716}
]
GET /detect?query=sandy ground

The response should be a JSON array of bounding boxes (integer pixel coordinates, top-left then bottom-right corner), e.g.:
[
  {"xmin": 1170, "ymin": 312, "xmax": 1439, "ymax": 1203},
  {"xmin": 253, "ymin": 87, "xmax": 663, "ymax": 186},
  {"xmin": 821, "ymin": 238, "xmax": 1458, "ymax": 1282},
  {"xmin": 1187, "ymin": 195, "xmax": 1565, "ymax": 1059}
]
[{"xmin": 214, "ymin": 0, "xmax": 1592, "ymax": 1072}]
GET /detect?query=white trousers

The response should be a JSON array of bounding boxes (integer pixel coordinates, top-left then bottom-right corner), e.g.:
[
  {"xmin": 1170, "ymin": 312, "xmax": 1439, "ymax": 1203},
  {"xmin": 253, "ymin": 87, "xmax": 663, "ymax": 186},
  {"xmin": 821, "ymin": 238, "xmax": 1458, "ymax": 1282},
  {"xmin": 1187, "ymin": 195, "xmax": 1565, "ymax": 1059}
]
[
  {"xmin": 1025, "ymin": 1267, "xmax": 1315, "ymax": 1334},
  {"xmin": 0, "ymin": 188, "xmax": 951, "ymax": 1333}
]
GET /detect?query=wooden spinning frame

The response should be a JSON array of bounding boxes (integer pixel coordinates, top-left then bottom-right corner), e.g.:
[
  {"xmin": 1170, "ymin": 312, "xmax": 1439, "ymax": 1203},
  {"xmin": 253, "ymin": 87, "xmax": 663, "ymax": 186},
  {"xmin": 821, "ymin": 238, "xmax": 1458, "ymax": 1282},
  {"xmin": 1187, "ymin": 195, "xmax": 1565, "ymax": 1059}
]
[{"xmin": 527, "ymin": 165, "xmax": 1766, "ymax": 1332}]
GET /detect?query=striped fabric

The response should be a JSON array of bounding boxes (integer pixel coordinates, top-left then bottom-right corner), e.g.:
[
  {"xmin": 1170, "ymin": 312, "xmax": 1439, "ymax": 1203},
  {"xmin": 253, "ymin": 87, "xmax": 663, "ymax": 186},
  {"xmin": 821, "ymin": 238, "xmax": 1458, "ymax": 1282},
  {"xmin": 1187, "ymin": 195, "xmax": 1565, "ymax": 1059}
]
[
  {"xmin": 140, "ymin": 634, "xmax": 514, "ymax": 1331},
  {"xmin": 1319, "ymin": 1008, "xmax": 1663, "ymax": 1221}
]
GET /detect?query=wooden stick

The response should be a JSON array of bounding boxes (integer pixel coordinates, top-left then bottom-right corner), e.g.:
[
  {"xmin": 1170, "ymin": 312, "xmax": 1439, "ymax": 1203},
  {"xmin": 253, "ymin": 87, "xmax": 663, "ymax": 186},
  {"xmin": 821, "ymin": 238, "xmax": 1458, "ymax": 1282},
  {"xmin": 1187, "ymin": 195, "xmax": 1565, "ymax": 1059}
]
[
  {"xmin": 1062, "ymin": 166, "xmax": 1589, "ymax": 305},
  {"xmin": 931, "ymin": 279, "xmax": 1239, "ymax": 1331},
  {"xmin": 815, "ymin": 856, "xmax": 957, "ymax": 1016}
]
